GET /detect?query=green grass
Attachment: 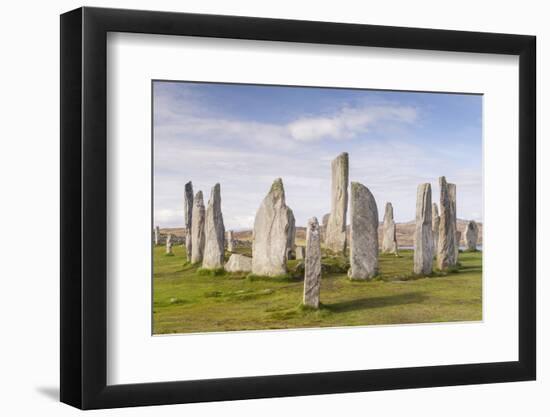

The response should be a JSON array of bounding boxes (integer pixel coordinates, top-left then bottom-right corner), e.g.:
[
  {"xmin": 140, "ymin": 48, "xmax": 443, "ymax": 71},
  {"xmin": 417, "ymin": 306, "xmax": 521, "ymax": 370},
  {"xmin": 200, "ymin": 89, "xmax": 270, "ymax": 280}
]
[{"xmin": 153, "ymin": 246, "xmax": 482, "ymax": 334}]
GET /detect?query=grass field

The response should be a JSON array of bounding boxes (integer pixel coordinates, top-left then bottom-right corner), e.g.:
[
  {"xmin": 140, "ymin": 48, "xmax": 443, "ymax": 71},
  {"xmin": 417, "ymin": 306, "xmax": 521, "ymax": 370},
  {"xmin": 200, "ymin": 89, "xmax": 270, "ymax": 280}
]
[{"xmin": 153, "ymin": 246, "xmax": 482, "ymax": 334}]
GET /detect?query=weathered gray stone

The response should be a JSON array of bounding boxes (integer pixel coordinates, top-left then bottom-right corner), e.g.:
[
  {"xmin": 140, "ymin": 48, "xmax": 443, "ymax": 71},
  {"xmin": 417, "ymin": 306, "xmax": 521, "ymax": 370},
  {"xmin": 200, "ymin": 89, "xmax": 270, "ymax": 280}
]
[
  {"xmin": 190, "ymin": 191, "xmax": 205, "ymax": 264},
  {"xmin": 225, "ymin": 254, "xmax": 252, "ymax": 272},
  {"xmin": 154, "ymin": 225, "xmax": 160, "ymax": 246},
  {"xmin": 252, "ymin": 179, "xmax": 293, "ymax": 276},
  {"xmin": 414, "ymin": 184, "xmax": 433, "ymax": 275},
  {"xmin": 456, "ymin": 230, "xmax": 462, "ymax": 248},
  {"xmin": 448, "ymin": 183, "xmax": 458, "ymax": 263},
  {"xmin": 166, "ymin": 234, "xmax": 173, "ymax": 254},
  {"xmin": 436, "ymin": 177, "xmax": 457, "ymax": 270},
  {"xmin": 325, "ymin": 152, "xmax": 349, "ymax": 253},
  {"xmin": 202, "ymin": 183, "xmax": 225, "ymax": 269},
  {"xmin": 348, "ymin": 182, "xmax": 378, "ymax": 280},
  {"xmin": 296, "ymin": 246, "xmax": 305, "ymax": 260},
  {"xmin": 286, "ymin": 209, "xmax": 296, "ymax": 260},
  {"xmin": 382, "ymin": 202, "xmax": 398, "ymax": 255},
  {"xmin": 465, "ymin": 220, "xmax": 479, "ymax": 251},
  {"xmin": 303, "ymin": 217, "xmax": 321, "ymax": 308},
  {"xmin": 184, "ymin": 181, "xmax": 193, "ymax": 260},
  {"xmin": 432, "ymin": 203, "xmax": 440, "ymax": 255},
  {"xmin": 226, "ymin": 230, "xmax": 235, "ymax": 252}
]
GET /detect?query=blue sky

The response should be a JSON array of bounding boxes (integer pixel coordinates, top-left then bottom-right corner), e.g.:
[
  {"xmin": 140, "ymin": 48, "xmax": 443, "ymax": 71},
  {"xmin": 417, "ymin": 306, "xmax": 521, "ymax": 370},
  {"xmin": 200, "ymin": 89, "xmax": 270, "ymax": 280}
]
[{"xmin": 153, "ymin": 81, "xmax": 482, "ymax": 229}]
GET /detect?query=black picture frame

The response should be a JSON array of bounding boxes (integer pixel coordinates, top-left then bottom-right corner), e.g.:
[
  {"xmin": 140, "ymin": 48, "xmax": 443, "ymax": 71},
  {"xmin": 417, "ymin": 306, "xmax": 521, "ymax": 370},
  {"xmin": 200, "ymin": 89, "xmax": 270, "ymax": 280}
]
[{"xmin": 60, "ymin": 6, "xmax": 536, "ymax": 410}]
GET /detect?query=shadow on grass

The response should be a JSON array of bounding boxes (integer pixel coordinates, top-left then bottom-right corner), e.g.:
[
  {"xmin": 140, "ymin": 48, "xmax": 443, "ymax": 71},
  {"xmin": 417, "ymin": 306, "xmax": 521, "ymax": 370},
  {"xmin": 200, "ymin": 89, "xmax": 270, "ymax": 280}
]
[{"xmin": 326, "ymin": 292, "xmax": 427, "ymax": 313}]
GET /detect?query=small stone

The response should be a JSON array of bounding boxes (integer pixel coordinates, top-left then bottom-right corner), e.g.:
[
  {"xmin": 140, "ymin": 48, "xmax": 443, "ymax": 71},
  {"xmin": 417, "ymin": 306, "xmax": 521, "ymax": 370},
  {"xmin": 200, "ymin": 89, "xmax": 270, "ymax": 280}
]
[
  {"xmin": 303, "ymin": 217, "xmax": 321, "ymax": 308},
  {"xmin": 348, "ymin": 182, "xmax": 378, "ymax": 280},
  {"xmin": 190, "ymin": 191, "xmax": 205, "ymax": 263},
  {"xmin": 286, "ymin": 209, "xmax": 296, "ymax": 260},
  {"xmin": 465, "ymin": 220, "xmax": 479, "ymax": 251},
  {"xmin": 154, "ymin": 225, "xmax": 160, "ymax": 246},
  {"xmin": 226, "ymin": 230, "xmax": 235, "ymax": 252},
  {"xmin": 381, "ymin": 202, "xmax": 398, "ymax": 255},
  {"xmin": 295, "ymin": 246, "xmax": 305, "ymax": 260},
  {"xmin": 225, "ymin": 254, "xmax": 252, "ymax": 272},
  {"xmin": 184, "ymin": 181, "xmax": 194, "ymax": 260},
  {"xmin": 413, "ymin": 183, "xmax": 433, "ymax": 275},
  {"xmin": 166, "ymin": 234, "xmax": 173, "ymax": 254},
  {"xmin": 252, "ymin": 179, "xmax": 293, "ymax": 276},
  {"xmin": 202, "ymin": 183, "xmax": 225, "ymax": 269},
  {"xmin": 325, "ymin": 153, "xmax": 349, "ymax": 253}
]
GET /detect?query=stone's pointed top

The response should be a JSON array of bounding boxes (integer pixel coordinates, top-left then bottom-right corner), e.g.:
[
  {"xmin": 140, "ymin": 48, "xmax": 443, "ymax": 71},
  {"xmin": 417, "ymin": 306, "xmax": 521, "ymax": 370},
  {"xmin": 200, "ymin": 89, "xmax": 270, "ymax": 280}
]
[
  {"xmin": 209, "ymin": 183, "xmax": 221, "ymax": 203},
  {"xmin": 194, "ymin": 190, "xmax": 204, "ymax": 204},
  {"xmin": 308, "ymin": 216, "xmax": 319, "ymax": 229},
  {"xmin": 268, "ymin": 178, "xmax": 286, "ymax": 201},
  {"xmin": 351, "ymin": 181, "xmax": 371, "ymax": 195},
  {"xmin": 336, "ymin": 151, "xmax": 349, "ymax": 159},
  {"xmin": 439, "ymin": 176, "xmax": 447, "ymax": 186},
  {"xmin": 384, "ymin": 202, "xmax": 394, "ymax": 218},
  {"xmin": 185, "ymin": 180, "xmax": 193, "ymax": 188}
]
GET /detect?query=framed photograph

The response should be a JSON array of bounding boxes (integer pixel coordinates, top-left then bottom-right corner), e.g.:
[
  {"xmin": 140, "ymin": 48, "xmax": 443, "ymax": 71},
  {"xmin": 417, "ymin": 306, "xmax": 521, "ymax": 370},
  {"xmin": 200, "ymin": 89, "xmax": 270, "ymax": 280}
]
[{"xmin": 60, "ymin": 6, "xmax": 536, "ymax": 410}]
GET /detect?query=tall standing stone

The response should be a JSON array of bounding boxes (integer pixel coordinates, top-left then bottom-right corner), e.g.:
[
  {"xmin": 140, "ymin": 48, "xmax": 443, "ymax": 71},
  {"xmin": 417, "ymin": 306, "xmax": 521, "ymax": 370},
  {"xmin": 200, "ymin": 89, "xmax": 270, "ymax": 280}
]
[
  {"xmin": 184, "ymin": 181, "xmax": 193, "ymax": 260},
  {"xmin": 325, "ymin": 152, "xmax": 349, "ymax": 253},
  {"xmin": 252, "ymin": 178, "xmax": 293, "ymax": 277},
  {"xmin": 166, "ymin": 234, "xmax": 173, "ymax": 254},
  {"xmin": 448, "ymin": 183, "xmax": 458, "ymax": 264},
  {"xmin": 303, "ymin": 217, "xmax": 321, "ymax": 309},
  {"xmin": 190, "ymin": 191, "xmax": 205, "ymax": 264},
  {"xmin": 436, "ymin": 176, "xmax": 457, "ymax": 270},
  {"xmin": 286, "ymin": 209, "xmax": 296, "ymax": 260},
  {"xmin": 154, "ymin": 225, "xmax": 160, "ymax": 246},
  {"xmin": 226, "ymin": 230, "xmax": 235, "ymax": 252},
  {"xmin": 414, "ymin": 184, "xmax": 433, "ymax": 275},
  {"xmin": 381, "ymin": 202, "xmax": 398, "ymax": 255},
  {"xmin": 465, "ymin": 220, "xmax": 479, "ymax": 251},
  {"xmin": 432, "ymin": 203, "xmax": 440, "ymax": 255},
  {"xmin": 202, "ymin": 183, "xmax": 225, "ymax": 270},
  {"xmin": 348, "ymin": 182, "xmax": 379, "ymax": 280}
]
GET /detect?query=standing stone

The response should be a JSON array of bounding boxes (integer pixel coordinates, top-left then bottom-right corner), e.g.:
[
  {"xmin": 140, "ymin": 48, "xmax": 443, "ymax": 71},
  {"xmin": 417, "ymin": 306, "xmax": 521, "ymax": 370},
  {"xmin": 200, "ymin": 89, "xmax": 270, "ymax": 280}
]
[
  {"xmin": 348, "ymin": 182, "xmax": 379, "ymax": 280},
  {"xmin": 202, "ymin": 183, "xmax": 225, "ymax": 270},
  {"xmin": 448, "ymin": 183, "xmax": 458, "ymax": 264},
  {"xmin": 303, "ymin": 217, "xmax": 321, "ymax": 309},
  {"xmin": 286, "ymin": 209, "xmax": 296, "ymax": 260},
  {"xmin": 252, "ymin": 178, "xmax": 293, "ymax": 277},
  {"xmin": 321, "ymin": 213, "xmax": 330, "ymax": 242},
  {"xmin": 165, "ymin": 234, "xmax": 173, "ymax": 254},
  {"xmin": 325, "ymin": 152, "xmax": 349, "ymax": 253},
  {"xmin": 432, "ymin": 203, "xmax": 440, "ymax": 255},
  {"xmin": 465, "ymin": 220, "xmax": 479, "ymax": 251},
  {"xmin": 184, "ymin": 181, "xmax": 193, "ymax": 260},
  {"xmin": 226, "ymin": 230, "xmax": 235, "ymax": 252},
  {"xmin": 436, "ymin": 177, "xmax": 457, "ymax": 270},
  {"xmin": 190, "ymin": 191, "xmax": 205, "ymax": 264},
  {"xmin": 456, "ymin": 230, "xmax": 462, "ymax": 248},
  {"xmin": 381, "ymin": 202, "xmax": 398, "ymax": 255},
  {"xmin": 154, "ymin": 225, "xmax": 160, "ymax": 246},
  {"xmin": 414, "ymin": 184, "xmax": 433, "ymax": 275},
  {"xmin": 296, "ymin": 246, "xmax": 305, "ymax": 260}
]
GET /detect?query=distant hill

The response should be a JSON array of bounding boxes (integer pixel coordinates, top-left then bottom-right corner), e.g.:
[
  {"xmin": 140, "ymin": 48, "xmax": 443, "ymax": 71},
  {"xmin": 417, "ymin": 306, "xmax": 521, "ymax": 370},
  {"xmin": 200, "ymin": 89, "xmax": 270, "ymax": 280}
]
[{"xmin": 159, "ymin": 218, "xmax": 482, "ymax": 247}]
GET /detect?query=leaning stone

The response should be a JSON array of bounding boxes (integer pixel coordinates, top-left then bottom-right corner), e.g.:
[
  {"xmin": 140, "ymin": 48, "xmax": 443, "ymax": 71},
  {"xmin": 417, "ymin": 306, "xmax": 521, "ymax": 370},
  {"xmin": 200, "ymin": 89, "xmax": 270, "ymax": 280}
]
[
  {"xmin": 225, "ymin": 254, "xmax": 252, "ymax": 272},
  {"xmin": 202, "ymin": 183, "xmax": 225, "ymax": 269},
  {"xmin": 432, "ymin": 203, "xmax": 440, "ymax": 255},
  {"xmin": 184, "ymin": 181, "xmax": 193, "ymax": 260},
  {"xmin": 447, "ymin": 183, "xmax": 458, "ymax": 264},
  {"xmin": 465, "ymin": 220, "xmax": 479, "ymax": 251},
  {"xmin": 348, "ymin": 182, "xmax": 378, "ymax": 280},
  {"xmin": 325, "ymin": 152, "xmax": 349, "ymax": 253},
  {"xmin": 296, "ymin": 246, "xmax": 305, "ymax": 260},
  {"xmin": 381, "ymin": 202, "xmax": 398, "ymax": 255},
  {"xmin": 414, "ymin": 184, "xmax": 433, "ymax": 274},
  {"xmin": 190, "ymin": 191, "xmax": 205, "ymax": 263},
  {"xmin": 226, "ymin": 230, "xmax": 235, "ymax": 252},
  {"xmin": 252, "ymin": 178, "xmax": 293, "ymax": 276},
  {"xmin": 286, "ymin": 209, "xmax": 296, "ymax": 260},
  {"xmin": 303, "ymin": 217, "xmax": 321, "ymax": 308},
  {"xmin": 436, "ymin": 177, "xmax": 457, "ymax": 270}
]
